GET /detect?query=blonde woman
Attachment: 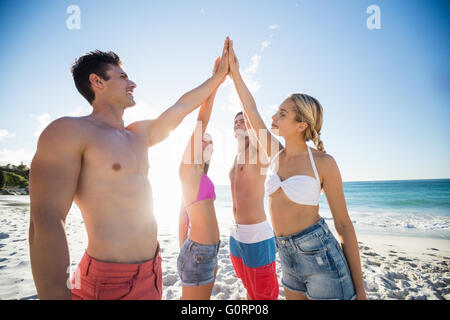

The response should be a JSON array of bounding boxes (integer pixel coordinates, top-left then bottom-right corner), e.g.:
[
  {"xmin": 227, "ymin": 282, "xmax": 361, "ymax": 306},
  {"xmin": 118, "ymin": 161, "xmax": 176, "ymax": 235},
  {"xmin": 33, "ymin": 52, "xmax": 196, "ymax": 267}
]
[{"xmin": 227, "ymin": 38, "xmax": 366, "ymax": 300}]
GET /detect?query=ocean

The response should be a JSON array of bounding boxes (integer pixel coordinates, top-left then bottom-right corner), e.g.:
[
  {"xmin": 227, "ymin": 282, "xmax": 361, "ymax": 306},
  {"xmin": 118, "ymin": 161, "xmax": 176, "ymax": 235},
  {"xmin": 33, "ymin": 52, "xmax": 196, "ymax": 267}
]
[
  {"xmin": 213, "ymin": 179, "xmax": 450, "ymax": 240},
  {"xmin": 1, "ymin": 179, "xmax": 449, "ymax": 240}
]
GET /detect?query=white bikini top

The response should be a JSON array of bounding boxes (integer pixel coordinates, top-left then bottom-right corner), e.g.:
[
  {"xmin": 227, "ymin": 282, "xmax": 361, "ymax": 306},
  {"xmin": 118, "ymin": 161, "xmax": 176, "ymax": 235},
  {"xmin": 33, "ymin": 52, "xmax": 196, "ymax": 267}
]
[{"xmin": 265, "ymin": 145, "xmax": 321, "ymax": 206}]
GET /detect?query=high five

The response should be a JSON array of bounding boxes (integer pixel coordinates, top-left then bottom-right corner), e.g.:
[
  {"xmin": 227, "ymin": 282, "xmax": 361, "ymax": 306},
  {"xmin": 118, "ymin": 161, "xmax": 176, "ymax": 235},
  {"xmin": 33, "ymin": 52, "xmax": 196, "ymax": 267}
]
[{"xmin": 227, "ymin": 38, "xmax": 367, "ymax": 300}]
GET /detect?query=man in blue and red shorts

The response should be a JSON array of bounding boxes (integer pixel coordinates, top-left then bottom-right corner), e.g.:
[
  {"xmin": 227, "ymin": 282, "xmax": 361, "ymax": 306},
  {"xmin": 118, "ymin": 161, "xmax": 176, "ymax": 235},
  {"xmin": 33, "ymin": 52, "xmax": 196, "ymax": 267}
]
[{"xmin": 228, "ymin": 112, "xmax": 279, "ymax": 300}]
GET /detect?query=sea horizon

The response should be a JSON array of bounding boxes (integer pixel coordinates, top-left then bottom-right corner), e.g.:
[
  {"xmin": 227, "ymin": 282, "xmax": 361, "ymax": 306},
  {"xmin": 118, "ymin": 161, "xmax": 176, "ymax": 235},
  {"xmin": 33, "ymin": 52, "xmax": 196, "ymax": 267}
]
[{"xmin": 214, "ymin": 177, "xmax": 450, "ymax": 187}]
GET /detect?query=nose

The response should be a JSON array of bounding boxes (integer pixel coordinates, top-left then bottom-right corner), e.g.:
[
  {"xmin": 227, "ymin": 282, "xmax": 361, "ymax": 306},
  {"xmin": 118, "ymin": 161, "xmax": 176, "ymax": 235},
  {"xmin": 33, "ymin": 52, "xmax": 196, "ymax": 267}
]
[{"xmin": 129, "ymin": 80, "xmax": 137, "ymax": 89}]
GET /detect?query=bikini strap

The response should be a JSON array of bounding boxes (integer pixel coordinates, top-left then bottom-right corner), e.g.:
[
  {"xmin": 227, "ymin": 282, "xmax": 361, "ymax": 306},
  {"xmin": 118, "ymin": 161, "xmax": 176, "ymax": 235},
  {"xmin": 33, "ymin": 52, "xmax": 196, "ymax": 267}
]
[
  {"xmin": 307, "ymin": 145, "xmax": 320, "ymax": 182},
  {"xmin": 269, "ymin": 148, "xmax": 284, "ymax": 171}
]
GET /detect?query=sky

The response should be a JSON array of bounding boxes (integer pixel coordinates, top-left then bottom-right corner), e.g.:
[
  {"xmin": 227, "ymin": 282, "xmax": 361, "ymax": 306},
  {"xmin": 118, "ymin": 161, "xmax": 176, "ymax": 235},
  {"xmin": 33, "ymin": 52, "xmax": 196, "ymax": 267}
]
[{"xmin": 0, "ymin": 0, "xmax": 449, "ymax": 189}]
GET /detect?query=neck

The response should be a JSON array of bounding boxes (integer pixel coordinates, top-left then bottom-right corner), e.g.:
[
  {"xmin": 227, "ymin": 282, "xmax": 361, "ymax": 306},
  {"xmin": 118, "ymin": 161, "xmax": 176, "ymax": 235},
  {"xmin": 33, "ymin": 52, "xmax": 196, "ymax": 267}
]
[
  {"xmin": 283, "ymin": 136, "xmax": 308, "ymax": 158},
  {"xmin": 90, "ymin": 99, "xmax": 125, "ymax": 132},
  {"xmin": 236, "ymin": 136, "xmax": 250, "ymax": 153}
]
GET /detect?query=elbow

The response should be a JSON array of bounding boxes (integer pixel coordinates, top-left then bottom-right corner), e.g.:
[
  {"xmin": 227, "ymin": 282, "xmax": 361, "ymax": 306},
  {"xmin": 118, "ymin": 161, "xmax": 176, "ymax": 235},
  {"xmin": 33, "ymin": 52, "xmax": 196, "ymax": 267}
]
[
  {"xmin": 334, "ymin": 219, "xmax": 355, "ymax": 236},
  {"xmin": 29, "ymin": 209, "xmax": 66, "ymax": 236}
]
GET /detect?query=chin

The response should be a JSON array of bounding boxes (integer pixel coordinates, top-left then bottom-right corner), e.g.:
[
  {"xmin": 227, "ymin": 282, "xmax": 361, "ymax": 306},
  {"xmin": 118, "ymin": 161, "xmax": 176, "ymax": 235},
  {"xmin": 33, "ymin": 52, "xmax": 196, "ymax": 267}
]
[
  {"xmin": 125, "ymin": 99, "xmax": 136, "ymax": 108},
  {"xmin": 271, "ymin": 127, "xmax": 282, "ymax": 137},
  {"xmin": 234, "ymin": 129, "xmax": 248, "ymax": 139}
]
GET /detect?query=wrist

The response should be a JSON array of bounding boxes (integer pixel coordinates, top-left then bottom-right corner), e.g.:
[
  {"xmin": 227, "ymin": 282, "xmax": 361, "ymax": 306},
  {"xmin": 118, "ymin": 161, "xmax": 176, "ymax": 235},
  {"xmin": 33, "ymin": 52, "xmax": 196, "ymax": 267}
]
[
  {"xmin": 212, "ymin": 72, "xmax": 226, "ymax": 83},
  {"xmin": 231, "ymin": 69, "xmax": 242, "ymax": 81},
  {"xmin": 355, "ymin": 287, "xmax": 367, "ymax": 299}
]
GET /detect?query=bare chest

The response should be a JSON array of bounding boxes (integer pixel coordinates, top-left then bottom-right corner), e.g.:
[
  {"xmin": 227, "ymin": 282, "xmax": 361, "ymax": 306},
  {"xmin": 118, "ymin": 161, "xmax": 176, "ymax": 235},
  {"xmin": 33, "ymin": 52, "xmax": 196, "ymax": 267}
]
[
  {"xmin": 230, "ymin": 161, "xmax": 265, "ymax": 189},
  {"xmin": 82, "ymin": 127, "xmax": 149, "ymax": 178}
]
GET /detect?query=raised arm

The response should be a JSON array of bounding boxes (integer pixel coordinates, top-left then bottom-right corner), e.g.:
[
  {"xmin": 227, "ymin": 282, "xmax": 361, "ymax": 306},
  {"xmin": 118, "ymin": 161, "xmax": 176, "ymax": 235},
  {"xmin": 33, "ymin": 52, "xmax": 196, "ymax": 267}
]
[
  {"xmin": 180, "ymin": 57, "xmax": 222, "ymax": 167},
  {"xmin": 242, "ymin": 111, "xmax": 259, "ymax": 149},
  {"xmin": 128, "ymin": 38, "xmax": 229, "ymax": 147},
  {"xmin": 228, "ymin": 39, "xmax": 282, "ymax": 160},
  {"xmin": 29, "ymin": 118, "xmax": 84, "ymax": 300},
  {"xmin": 242, "ymin": 111, "xmax": 269, "ymax": 167},
  {"xmin": 321, "ymin": 154, "xmax": 367, "ymax": 300}
]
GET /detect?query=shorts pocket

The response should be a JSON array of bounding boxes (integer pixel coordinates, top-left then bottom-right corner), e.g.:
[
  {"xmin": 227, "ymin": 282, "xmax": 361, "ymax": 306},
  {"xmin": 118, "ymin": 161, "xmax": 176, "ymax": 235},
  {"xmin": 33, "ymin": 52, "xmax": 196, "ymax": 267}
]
[
  {"xmin": 71, "ymin": 277, "xmax": 96, "ymax": 299},
  {"xmin": 96, "ymin": 279, "xmax": 134, "ymax": 300},
  {"xmin": 293, "ymin": 237, "xmax": 332, "ymax": 274},
  {"xmin": 294, "ymin": 235, "xmax": 326, "ymax": 254}
]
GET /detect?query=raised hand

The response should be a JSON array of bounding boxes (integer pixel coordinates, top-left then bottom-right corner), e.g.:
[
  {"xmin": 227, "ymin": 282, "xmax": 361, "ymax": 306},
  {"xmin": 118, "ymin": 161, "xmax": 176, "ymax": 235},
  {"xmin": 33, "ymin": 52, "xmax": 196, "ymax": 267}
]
[
  {"xmin": 216, "ymin": 37, "xmax": 230, "ymax": 79},
  {"xmin": 228, "ymin": 38, "xmax": 240, "ymax": 79},
  {"xmin": 213, "ymin": 57, "xmax": 226, "ymax": 85}
]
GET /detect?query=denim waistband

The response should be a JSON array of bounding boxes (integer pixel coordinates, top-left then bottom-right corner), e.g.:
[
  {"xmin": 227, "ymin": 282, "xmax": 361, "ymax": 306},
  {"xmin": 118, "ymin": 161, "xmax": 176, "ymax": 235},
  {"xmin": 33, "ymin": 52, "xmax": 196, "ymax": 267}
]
[
  {"xmin": 185, "ymin": 238, "xmax": 221, "ymax": 255},
  {"xmin": 275, "ymin": 218, "xmax": 330, "ymax": 243}
]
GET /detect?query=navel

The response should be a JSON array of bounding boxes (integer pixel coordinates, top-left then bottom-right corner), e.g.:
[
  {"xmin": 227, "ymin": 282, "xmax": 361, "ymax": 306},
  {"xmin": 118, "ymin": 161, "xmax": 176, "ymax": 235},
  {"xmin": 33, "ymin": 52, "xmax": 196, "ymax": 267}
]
[{"xmin": 112, "ymin": 163, "xmax": 121, "ymax": 171}]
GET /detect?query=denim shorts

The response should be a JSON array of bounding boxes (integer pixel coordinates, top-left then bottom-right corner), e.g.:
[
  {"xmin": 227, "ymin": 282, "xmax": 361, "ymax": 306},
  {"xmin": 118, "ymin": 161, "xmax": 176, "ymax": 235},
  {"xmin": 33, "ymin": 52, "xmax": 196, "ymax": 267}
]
[
  {"xmin": 177, "ymin": 238, "xmax": 220, "ymax": 287},
  {"xmin": 275, "ymin": 218, "xmax": 356, "ymax": 300}
]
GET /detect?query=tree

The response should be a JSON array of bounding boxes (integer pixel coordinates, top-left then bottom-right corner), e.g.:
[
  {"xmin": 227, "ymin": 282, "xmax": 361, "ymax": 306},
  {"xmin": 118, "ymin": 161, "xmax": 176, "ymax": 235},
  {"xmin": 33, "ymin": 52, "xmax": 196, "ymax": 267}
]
[
  {"xmin": 0, "ymin": 170, "xmax": 4, "ymax": 189},
  {"xmin": 2, "ymin": 171, "xmax": 29, "ymax": 188}
]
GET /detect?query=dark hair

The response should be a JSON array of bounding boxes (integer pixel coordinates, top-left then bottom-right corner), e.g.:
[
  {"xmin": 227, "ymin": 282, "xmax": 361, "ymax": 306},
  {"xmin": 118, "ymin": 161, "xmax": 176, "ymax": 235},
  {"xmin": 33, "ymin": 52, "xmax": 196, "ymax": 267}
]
[
  {"xmin": 203, "ymin": 161, "xmax": 210, "ymax": 175},
  {"xmin": 234, "ymin": 111, "xmax": 243, "ymax": 120},
  {"xmin": 71, "ymin": 50, "xmax": 122, "ymax": 104}
]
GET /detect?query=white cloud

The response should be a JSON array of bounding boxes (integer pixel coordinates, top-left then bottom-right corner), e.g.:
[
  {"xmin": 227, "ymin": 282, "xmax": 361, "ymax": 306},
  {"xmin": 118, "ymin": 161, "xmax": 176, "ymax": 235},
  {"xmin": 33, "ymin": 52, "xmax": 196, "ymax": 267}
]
[
  {"xmin": 30, "ymin": 113, "xmax": 52, "ymax": 137},
  {"xmin": 245, "ymin": 54, "xmax": 262, "ymax": 74},
  {"xmin": 223, "ymin": 68, "xmax": 261, "ymax": 114},
  {"xmin": 268, "ymin": 24, "xmax": 280, "ymax": 30},
  {"xmin": 68, "ymin": 105, "xmax": 91, "ymax": 117},
  {"xmin": 242, "ymin": 72, "xmax": 261, "ymax": 93},
  {"xmin": 261, "ymin": 40, "xmax": 271, "ymax": 51},
  {"xmin": 0, "ymin": 148, "xmax": 34, "ymax": 165},
  {"xmin": 0, "ymin": 129, "xmax": 16, "ymax": 142}
]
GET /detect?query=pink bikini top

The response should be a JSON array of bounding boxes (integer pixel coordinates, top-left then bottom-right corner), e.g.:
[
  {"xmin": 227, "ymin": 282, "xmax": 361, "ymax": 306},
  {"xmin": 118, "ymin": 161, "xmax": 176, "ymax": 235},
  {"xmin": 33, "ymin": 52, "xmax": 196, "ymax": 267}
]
[{"xmin": 183, "ymin": 172, "xmax": 216, "ymax": 236}]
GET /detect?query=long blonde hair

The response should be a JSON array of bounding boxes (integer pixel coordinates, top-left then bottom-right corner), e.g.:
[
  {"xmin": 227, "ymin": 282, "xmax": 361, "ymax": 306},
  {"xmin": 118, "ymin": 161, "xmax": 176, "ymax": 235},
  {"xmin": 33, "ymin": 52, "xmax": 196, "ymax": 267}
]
[{"xmin": 289, "ymin": 93, "xmax": 325, "ymax": 153}]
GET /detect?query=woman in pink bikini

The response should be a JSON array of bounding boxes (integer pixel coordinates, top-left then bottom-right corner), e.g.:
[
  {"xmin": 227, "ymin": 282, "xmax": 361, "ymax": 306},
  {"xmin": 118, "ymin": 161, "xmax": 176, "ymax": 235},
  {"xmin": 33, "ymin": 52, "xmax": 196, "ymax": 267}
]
[{"xmin": 177, "ymin": 56, "xmax": 226, "ymax": 300}]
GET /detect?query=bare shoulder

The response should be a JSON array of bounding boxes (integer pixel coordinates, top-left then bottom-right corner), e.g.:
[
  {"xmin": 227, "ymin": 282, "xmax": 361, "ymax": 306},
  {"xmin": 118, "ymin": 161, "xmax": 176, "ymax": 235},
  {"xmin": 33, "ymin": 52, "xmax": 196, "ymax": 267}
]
[
  {"xmin": 36, "ymin": 116, "xmax": 87, "ymax": 155},
  {"xmin": 42, "ymin": 116, "xmax": 89, "ymax": 133},
  {"xmin": 310, "ymin": 147, "xmax": 339, "ymax": 176},
  {"xmin": 126, "ymin": 119, "xmax": 153, "ymax": 134}
]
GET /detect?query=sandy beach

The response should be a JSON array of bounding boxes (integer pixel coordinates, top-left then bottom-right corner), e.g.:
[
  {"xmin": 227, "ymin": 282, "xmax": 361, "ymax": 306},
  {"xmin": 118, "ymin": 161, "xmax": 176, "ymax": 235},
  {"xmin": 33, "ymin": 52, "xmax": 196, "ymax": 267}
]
[{"xmin": 0, "ymin": 197, "xmax": 449, "ymax": 300}]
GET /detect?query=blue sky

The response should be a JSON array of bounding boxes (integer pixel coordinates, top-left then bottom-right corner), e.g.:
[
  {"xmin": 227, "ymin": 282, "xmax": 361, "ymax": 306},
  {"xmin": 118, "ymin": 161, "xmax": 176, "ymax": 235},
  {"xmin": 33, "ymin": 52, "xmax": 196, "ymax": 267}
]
[{"xmin": 0, "ymin": 0, "xmax": 449, "ymax": 186}]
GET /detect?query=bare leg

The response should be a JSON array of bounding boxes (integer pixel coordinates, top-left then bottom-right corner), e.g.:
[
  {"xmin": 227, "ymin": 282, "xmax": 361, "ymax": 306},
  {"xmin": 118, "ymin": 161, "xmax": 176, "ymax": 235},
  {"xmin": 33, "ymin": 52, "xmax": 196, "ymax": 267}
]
[{"xmin": 284, "ymin": 287, "xmax": 309, "ymax": 300}]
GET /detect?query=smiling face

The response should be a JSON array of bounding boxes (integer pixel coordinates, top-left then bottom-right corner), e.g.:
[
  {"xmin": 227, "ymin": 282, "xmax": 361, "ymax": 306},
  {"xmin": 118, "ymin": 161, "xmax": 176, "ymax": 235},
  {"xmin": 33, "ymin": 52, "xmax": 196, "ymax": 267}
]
[
  {"xmin": 233, "ymin": 113, "xmax": 248, "ymax": 139},
  {"xmin": 271, "ymin": 98, "xmax": 308, "ymax": 140},
  {"xmin": 100, "ymin": 64, "xmax": 137, "ymax": 108}
]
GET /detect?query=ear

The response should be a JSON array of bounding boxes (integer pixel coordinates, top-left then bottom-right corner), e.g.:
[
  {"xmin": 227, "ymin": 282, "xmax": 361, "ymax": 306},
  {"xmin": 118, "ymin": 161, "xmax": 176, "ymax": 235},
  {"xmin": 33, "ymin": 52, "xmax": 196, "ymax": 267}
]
[
  {"xmin": 89, "ymin": 73, "xmax": 104, "ymax": 89},
  {"xmin": 297, "ymin": 121, "xmax": 308, "ymax": 134}
]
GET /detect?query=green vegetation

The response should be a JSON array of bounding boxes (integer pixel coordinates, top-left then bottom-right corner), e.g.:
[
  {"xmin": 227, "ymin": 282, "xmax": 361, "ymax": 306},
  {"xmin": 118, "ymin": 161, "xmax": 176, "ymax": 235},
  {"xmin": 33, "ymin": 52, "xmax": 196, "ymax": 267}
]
[{"xmin": 0, "ymin": 163, "xmax": 30, "ymax": 189}]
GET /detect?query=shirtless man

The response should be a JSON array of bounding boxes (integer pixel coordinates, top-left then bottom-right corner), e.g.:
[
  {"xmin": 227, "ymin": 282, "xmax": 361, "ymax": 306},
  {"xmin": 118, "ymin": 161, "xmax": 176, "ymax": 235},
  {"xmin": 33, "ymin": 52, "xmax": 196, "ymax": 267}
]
[
  {"xmin": 29, "ymin": 40, "xmax": 230, "ymax": 300},
  {"xmin": 228, "ymin": 111, "xmax": 279, "ymax": 300}
]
